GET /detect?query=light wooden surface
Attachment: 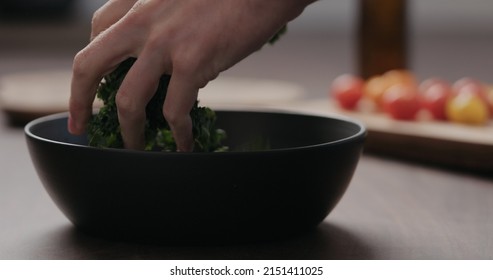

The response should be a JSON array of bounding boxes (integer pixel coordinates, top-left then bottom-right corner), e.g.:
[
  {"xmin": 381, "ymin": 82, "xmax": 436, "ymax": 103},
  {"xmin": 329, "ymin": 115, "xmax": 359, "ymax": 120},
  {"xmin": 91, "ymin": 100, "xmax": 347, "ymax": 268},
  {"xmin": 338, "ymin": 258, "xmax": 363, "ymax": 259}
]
[
  {"xmin": 0, "ymin": 70, "xmax": 306, "ymax": 124},
  {"xmin": 281, "ymin": 99, "xmax": 493, "ymax": 173}
]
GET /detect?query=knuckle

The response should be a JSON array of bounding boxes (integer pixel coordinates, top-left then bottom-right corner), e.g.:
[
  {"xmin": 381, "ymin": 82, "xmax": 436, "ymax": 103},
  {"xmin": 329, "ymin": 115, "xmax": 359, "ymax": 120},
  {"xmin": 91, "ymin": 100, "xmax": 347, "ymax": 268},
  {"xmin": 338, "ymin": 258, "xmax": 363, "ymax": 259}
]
[
  {"xmin": 163, "ymin": 105, "xmax": 191, "ymax": 131},
  {"xmin": 91, "ymin": 9, "xmax": 103, "ymax": 28},
  {"xmin": 120, "ymin": 8, "xmax": 146, "ymax": 29},
  {"xmin": 163, "ymin": 102, "xmax": 192, "ymax": 127},
  {"xmin": 115, "ymin": 91, "xmax": 138, "ymax": 119},
  {"xmin": 172, "ymin": 50, "xmax": 198, "ymax": 74},
  {"xmin": 115, "ymin": 90, "xmax": 147, "ymax": 125},
  {"xmin": 144, "ymin": 34, "xmax": 165, "ymax": 53},
  {"xmin": 72, "ymin": 51, "xmax": 90, "ymax": 79},
  {"xmin": 172, "ymin": 56, "xmax": 209, "ymax": 88},
  {"xmin": 115, "ymin": 92, "xmax": 131, "ymax": 110},
  {"xmin": 162, "ymin": 106, "xmax": 180, "ymax": 126}
]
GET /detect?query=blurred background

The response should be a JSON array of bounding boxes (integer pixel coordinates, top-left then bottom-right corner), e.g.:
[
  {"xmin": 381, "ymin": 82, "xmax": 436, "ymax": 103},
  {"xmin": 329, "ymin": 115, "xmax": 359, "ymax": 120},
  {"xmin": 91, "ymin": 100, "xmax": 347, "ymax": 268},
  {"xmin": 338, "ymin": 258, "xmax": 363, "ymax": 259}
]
[{"xmin": 0, "ymin": 0, "xmax": 492, "ymax": 101}]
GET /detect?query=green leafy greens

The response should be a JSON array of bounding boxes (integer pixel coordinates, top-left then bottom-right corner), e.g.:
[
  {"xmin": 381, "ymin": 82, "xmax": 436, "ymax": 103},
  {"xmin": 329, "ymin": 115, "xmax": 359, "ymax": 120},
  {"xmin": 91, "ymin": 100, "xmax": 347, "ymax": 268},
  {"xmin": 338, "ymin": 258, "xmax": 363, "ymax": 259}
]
[
  {"xmin": 87, "ymin": 58, "xmax": 227, "ymax": 152},
  {"xmin": 87, "ymin": 26, "xmax": 286, "ymax": 152}
]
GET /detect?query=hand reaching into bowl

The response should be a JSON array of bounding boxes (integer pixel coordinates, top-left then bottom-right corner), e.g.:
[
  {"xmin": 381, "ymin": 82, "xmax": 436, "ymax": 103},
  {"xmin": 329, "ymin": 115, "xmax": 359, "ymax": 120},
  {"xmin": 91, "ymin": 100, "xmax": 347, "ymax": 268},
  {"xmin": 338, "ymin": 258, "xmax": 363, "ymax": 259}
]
[{"xmin": 68, "ymin": 0, "xmax": 316, "ymax": 151}]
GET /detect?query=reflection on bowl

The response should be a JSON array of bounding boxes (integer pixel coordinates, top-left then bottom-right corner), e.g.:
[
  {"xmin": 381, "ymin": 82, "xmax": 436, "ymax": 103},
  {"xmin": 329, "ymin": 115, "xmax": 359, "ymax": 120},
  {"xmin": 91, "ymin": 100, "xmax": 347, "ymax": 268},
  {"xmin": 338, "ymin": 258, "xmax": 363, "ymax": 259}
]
[{"xmin": 25, "ymin": 109, "xmax": 365, "ymax": 243}]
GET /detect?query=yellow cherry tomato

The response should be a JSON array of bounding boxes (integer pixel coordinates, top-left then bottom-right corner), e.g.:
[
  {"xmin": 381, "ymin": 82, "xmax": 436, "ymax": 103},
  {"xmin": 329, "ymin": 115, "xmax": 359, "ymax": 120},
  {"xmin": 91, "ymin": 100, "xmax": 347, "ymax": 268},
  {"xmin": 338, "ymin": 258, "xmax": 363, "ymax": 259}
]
[
  {"xmin": 446, "ymin": 93, "xmax": 489, "ymax": 125},
  {"xmin": 363, "ymin": 75, "xmax": 391, "ymax": 107}
]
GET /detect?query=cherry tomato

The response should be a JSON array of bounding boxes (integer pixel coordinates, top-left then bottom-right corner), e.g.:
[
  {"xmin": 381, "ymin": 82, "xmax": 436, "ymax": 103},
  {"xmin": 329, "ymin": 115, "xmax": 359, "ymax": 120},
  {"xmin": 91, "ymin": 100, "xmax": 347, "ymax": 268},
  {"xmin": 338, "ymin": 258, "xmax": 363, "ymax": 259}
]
[
  {"xmin": 383, "ymin": 69, "xmax": 417, "ymax": 87},
  {"xmin": 364, "ymin": 69, "xmax": 416, "ymax": 109},
  {"xmin": 452, "ymin": 77, "xmax": 492, "ymax": 115},
  {"xmin": 446, "ymin": 92, "xmax": 489, "ymax": 125},
  {"xmin": 419, "ymin": 79, "xmax": 452, "ymax": 120},
  {"xmin": 419, "ymin": 78, "xmax": 449, "ymax": 93},
  {"xmin": 452, "ymin": 77, "xmax": 486, "ymax": 95},
  {"xmin": 487, "ymin": 86, "xmax": 493, "ymax": 113},
  {"xmin": 363, "ymin": 75, "xmax": 390, "ymax": 108},
  {"xmin": 331, "ymin": 74, "xmax": 364, "ymax": 110},
  {"xmin": 381, "ymin": 84, "xmax": 421, "ymax": 120}
]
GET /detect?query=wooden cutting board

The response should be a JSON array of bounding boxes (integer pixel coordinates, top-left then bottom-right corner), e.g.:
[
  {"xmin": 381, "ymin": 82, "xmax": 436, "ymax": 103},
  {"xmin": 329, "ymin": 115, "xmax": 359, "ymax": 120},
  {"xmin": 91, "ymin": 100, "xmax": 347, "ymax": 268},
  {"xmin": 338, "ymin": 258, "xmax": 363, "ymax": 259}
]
[
  {"xmin": 0, "ymin": 70, "xmax": 305, "ymax": 125},
  {"xmin": 3, "ymin": 69, "xmax": 491, "ymax": 172},
  {"xmin": 278, "ymin": 98, "xmax": 493, "ymax": 173},
  {"xmin": 0, "ymin": 70, "xmax": 80, "ymax": 124}
]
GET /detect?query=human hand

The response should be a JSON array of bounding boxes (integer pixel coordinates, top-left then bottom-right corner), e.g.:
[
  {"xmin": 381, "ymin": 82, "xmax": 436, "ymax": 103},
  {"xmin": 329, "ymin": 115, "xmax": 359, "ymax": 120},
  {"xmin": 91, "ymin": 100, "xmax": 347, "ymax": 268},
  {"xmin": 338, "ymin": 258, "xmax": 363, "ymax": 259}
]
[{"xmin": 69, "ymin": 0, "xmax": 315, "ymax": 151}]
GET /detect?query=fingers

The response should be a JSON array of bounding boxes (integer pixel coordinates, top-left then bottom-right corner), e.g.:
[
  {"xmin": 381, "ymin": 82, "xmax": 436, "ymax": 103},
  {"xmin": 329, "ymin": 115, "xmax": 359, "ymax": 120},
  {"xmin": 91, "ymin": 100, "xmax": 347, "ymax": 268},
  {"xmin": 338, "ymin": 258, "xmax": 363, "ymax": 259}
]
[
  {"xmin": 91, "ymin": 0, "xmax": 138, "ymax": 40},
  {"xmin": 116, "ymin": 54, "xmax": 164, "ymax": 150},
  {"xmin": 70, "ymin": 0, "xmax": 151, "ymax": 135},
  {"xmin": 68, "ymin": 48, "xmax": 108, "ymax": 135},
  {"xmin": 163, "ymin": 74, "xmax": 200, "ymax": 152},
  {"xmin": 69, "ymin": 24, "xmax": 138, "ymax": 135},
  {"xmin": 70, "ymin": 0, "xmax": 210, "ymax": 152}
]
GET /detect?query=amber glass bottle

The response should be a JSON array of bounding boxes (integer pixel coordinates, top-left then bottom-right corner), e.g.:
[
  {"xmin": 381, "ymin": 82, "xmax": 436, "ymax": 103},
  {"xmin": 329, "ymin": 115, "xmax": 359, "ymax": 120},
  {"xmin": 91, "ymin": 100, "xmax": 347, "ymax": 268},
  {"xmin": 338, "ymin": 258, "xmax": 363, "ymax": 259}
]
[{"xmin": 357, "ymin": 0, "xmax": 408, "ymax": 79}]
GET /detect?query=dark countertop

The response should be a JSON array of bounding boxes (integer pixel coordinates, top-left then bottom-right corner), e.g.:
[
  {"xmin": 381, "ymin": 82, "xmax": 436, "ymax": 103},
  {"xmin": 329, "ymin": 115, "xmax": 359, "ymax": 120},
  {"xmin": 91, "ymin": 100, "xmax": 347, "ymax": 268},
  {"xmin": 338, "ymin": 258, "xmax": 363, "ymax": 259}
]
[
  {"xmin": 1, "ymin": 111, "xmax": 492, "ymax": 259},
  {"xmin": 1, "ymin": 23, "xmax": 492, "ymax": 260}
]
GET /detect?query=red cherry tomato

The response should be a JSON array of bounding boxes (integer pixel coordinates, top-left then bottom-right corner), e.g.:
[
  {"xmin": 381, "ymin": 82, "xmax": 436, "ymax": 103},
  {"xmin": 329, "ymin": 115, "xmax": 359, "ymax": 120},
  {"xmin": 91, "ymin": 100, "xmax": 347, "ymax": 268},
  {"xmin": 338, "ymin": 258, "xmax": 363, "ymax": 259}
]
[
  {"xmin": 331, "ymin": 74, "xmax": 364, "ymax": 110},
  {"xmin": 452, "ymin": 77, "xmax": 486, "ymax": 95},
  {"xmin": 363, "ymin": 70, "xmax": 416, "ymax": 109},
  {"xmin": 382, "ymin": 84, "xmax": 421, "ymax": 120},
  {"xmin": 419, "ymin": 79, "xmax": 452, "ymax": 120},
  {"xmin": 419, "ymin": 78, "xmax": 449, "ymax": 93}
]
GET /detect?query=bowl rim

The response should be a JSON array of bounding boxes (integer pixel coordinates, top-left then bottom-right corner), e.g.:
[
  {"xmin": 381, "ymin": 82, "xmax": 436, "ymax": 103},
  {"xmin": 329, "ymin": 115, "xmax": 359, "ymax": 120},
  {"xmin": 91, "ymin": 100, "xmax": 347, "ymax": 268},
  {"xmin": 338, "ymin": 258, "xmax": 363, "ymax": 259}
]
[{"xmin": 24, "ymin": 108, "xmax": 366, "ymax": 155}]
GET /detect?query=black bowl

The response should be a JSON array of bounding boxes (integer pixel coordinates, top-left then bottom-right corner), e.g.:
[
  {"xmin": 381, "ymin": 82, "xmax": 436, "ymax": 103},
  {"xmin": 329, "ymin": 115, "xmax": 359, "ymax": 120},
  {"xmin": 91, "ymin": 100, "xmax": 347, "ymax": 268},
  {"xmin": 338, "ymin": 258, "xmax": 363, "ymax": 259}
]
[{"xmin": 25, "ymin": 109, "xmax": 365, "ymax": 243}]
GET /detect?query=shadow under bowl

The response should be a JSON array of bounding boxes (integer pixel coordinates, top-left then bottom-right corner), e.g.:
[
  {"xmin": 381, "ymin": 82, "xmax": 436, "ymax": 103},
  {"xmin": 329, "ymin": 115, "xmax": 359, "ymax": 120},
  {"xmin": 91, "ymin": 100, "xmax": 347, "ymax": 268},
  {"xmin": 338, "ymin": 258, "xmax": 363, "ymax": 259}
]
[{"xmin": 25, "ymin": 109, "xmax": 365, "ymax": 243}]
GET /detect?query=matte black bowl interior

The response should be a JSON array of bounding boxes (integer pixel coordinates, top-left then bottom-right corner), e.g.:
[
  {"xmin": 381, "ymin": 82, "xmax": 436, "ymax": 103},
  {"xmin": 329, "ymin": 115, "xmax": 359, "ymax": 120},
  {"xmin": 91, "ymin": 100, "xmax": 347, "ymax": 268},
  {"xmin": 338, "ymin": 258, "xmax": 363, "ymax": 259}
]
[{"xmin": 25, "ymin": 110, "xmax": 365, "ymax": 243}]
